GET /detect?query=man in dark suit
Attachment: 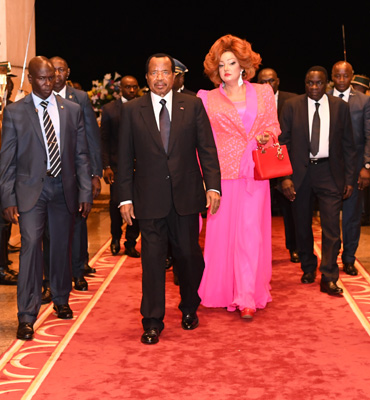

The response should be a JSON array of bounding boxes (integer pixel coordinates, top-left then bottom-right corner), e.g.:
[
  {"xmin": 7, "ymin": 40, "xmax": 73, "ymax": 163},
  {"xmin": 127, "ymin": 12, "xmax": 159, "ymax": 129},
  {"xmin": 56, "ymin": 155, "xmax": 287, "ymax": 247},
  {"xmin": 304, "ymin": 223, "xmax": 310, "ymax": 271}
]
[
  {"xmin": 100, "ymin": 75, "xmax": 140, "ymax": 258},
  {"xmin": 329, "ymin": 61, "xmax": 370, "ymax": 275},
  {"xmin": 118, "ymin": 53, "xmax": 221, "ymax": 344},
  {"xmin": 257, "ymin": 67, "xmax": 299, "ymax": 263},
  {"xmin": 279, "ymin": 66, "xmax": 356, "ymax": 296},
  {"xmin": 0, "ymin": 56, "xmax": 92, "ymax": 340},
  {"xmin": 40, "ymin": 56, "xmax": 102, "ymax": 303}
]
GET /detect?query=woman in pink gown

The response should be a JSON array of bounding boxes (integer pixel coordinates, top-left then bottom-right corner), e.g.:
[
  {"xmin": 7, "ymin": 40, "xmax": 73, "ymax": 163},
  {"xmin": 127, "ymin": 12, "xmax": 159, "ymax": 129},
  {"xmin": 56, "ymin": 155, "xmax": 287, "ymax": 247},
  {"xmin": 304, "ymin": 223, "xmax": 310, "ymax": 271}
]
[{"xmin": 197, "ymin": 34, "xmax": 281, "ymax": 319}]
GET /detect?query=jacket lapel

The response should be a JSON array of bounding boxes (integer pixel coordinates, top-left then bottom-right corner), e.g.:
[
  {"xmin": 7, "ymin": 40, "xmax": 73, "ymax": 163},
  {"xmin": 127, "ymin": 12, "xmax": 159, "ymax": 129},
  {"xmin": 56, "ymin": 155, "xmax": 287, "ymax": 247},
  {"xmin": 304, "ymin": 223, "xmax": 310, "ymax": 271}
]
[
  {"xmin": 56, "ymin": 95, "xmax": 66, "ymax": 154},
  {"xmin": 140, "ymin": 93, "xmax": 165, "ymax": 152},
  {"xmin": 168, "ymin": 92, "xmax": 185, "ymax": 153},
  {"xmin": 24, "ymin": 95, "xmax": 46, "ymax": 149}
]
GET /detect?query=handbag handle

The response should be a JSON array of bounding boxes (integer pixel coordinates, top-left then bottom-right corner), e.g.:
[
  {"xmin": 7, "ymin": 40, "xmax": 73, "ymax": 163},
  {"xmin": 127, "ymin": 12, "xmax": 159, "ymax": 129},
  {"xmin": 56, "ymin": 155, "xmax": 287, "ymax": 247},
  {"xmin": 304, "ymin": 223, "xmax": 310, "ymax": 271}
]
[{"xmin": 256, "ymin": 131, "xmax": 285, "ymax": 160}]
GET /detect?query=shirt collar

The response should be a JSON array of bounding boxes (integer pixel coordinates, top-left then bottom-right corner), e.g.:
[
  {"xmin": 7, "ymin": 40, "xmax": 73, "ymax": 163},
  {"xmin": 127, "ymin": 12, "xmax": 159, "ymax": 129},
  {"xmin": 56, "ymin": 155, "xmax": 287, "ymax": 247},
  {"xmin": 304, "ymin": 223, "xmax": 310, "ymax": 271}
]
[
  {"xmin": 333, "ymin": 86, "xmax": 351, "ymax": 100},
  {"xmin": 32, "ymin": 92, "xmax": 57, "ymax": 107},
  {"xmin": 150, "ymin": 90, "xmax": 173, "ymax": 104},
  {"xmin": 53, "ymin": 85, "xmax": 67, "ymax": 99}
]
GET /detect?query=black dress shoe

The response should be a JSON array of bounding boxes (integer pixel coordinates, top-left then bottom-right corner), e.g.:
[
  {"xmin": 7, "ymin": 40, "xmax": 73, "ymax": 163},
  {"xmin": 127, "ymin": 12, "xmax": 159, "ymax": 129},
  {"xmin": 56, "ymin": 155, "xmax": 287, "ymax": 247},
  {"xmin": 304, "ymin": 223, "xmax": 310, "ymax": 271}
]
[
  {"xmin": 301, "ymin": 271, "xmax": 316, "ymax": 284},
  {"xmin": 110, "ymin": 238, "xmax": 121, "ymax": 255},
  {"xmin": 0, "ymin": 268, "xmax": 18, "ymax": 285},
  {"xmin": 17, "ymin": 322, "xmax": 34, "ymax": 340},
  {"xmin": 124, "ymin": 247, "xmax": 140, "ymax": 258},
  {"xmin": 320, "ymin": 280, "xmax": 343, "ymax": 296},
  {"xmin": 53, "ymin": 304, "xmax": 73, "ymax": 319},
  {"xmin": 8, "ymin": 243, "xmax": 21, "ymax": 253},
  {"xmin": 289, "ymin": 250, "xmax": 300, "ymax": 263},
  {"xmin": 41, "ymin": 286, "xmax": 52, "ymax": 304},
  {"xmin": 141, "ymin": 328, "xmax": 160, "ymax": 344},
  {"xmin": 181, "ymin": 313, "xmax": 199, "ymax": 330},
  {"xmin": 343, "ymin": 263, "xmax": 358, "ymax": 276},
  {"xmin": 84, "ymin": 263, "xmax": 96, "ymax": 275},
  {"xmin": 73, "ymin": 276, "xmax": 88, "ymax": 291}
]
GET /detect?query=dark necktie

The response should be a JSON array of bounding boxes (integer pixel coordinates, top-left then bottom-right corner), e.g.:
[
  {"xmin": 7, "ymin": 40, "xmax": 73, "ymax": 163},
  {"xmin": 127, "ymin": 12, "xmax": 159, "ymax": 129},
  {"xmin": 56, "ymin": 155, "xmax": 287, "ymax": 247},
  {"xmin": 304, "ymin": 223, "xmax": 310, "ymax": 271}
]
[
  {"xmin": 40, "ymin": 100, "xmax": 62, "ymax": 177},
  {"xmin": 159, "ymin": 99, "xmax": 170, "ymax": 153},
  {"xmin": 310, "ymin": 102, "xmax": 320, "ymax": 157},
  {"xmin": 339, "ymin": 93, "xmax": 344, "ymax": 99}
]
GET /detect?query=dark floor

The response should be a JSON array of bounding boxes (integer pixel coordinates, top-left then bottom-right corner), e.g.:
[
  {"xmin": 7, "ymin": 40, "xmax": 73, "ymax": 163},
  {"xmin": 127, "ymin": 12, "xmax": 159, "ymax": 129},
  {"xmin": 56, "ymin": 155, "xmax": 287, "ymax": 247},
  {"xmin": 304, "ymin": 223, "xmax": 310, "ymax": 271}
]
[{"xmin": 1, "ymin": 201, "xmax": 370, "ymax": 356}]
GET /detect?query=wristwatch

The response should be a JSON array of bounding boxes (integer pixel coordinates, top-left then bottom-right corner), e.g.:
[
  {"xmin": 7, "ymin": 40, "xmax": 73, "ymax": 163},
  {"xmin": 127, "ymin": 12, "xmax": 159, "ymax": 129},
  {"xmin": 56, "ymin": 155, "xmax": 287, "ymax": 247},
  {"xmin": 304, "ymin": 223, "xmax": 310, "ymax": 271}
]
[{"xmin": 364, "ymin": 163, "xmax": 370, "ymax": 170}]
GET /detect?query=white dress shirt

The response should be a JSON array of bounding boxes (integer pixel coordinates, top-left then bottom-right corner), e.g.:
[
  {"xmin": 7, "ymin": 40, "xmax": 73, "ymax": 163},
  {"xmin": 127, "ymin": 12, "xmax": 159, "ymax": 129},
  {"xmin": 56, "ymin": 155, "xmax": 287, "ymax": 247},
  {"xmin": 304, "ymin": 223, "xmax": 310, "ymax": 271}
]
[
  {"xmin": 32, "ymin": 92, "xmax": 60, "ymax": 169},
  {"xmin": 308, "ymin": 94, "xmax": 330, "ymax": 159}
]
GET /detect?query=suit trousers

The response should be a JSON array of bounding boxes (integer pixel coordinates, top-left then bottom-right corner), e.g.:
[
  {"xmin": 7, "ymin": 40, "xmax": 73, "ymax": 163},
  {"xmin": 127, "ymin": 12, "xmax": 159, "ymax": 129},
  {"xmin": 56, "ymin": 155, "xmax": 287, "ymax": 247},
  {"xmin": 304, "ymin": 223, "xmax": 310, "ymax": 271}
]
[
  {"xmin": 292, "ymin": 161, "xmax": 342, "ymax": 282},
  {"xmin": 342, "ymin": 179, "xmax": 363, "ymax": 264},
  {"xmin": 17, "ymin": 175, "xmax": 74, "ymax": 323},
  {"xmin": 139, "ymin": 205, "xmax": 204, "ymax": 332},
  {"xmin": 43, "ymin": 210, "xmax": 88, "ymax": 284},
  {"xmin": 109, "ymin": 180, "xmax": 140, "ymax": 248}
]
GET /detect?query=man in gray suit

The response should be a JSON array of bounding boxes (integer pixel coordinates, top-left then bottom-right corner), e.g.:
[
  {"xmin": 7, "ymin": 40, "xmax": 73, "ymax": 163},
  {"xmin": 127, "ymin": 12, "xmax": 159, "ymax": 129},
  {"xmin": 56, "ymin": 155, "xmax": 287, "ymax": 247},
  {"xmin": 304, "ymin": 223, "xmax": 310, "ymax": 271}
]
[
  {"xmin": 330, "ymin": 61, "xmax": 370, "ymax": 275},
  {"xmin": 41, "ymin": 56, "xmax": 102, "ymax": 303},
  {"xmin": 0, "ymin": 56, "xmax": 92, "ymax": 340}
]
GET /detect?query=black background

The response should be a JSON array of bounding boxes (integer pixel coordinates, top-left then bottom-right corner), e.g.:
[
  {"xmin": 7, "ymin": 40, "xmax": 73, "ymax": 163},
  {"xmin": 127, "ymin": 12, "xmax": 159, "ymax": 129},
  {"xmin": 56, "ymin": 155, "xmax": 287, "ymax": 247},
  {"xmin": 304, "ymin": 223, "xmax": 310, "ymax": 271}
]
[{"xmin": 35, "ymin": 1, "xmax": 370, "ymax": 95}]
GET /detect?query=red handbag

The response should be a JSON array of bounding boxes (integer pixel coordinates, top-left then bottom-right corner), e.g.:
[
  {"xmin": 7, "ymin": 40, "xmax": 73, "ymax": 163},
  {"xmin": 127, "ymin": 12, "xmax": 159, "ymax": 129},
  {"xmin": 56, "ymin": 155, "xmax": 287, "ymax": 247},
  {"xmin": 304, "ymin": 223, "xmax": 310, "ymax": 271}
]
[{"xmin": 252, "ymin": 133, "xmax": 293, "ymax": 180}]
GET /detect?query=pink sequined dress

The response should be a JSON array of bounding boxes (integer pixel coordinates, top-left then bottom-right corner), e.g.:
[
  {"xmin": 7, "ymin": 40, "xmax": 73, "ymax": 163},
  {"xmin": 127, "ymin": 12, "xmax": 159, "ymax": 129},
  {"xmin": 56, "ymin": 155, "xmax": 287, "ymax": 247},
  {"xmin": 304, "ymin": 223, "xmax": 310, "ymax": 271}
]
[{"xmin": 197, "ymin": 82, "xmax": 280, "ymax": 312}]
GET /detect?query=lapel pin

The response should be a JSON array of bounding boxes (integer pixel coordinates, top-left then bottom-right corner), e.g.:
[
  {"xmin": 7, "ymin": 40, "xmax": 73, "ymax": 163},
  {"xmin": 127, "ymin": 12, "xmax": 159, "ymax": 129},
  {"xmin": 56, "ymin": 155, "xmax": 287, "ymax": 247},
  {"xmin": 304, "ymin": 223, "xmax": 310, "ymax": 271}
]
[
  {"xmin": 69, "ymin": 95, "xmax": 73, "ymax": 99},
  {"xmin": 61, "ymin": 105, "xmax": 64, "ymax": 109},
  {"xmin": 180, "ymin": 107, "xmax": 184, "ymax": 110}
]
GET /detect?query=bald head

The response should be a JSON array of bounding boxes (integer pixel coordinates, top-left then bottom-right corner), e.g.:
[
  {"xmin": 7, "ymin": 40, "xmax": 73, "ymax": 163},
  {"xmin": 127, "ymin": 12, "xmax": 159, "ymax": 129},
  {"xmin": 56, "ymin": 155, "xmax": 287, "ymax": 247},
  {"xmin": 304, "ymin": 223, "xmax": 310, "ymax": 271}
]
[
  {"xmin": 331, "ymin": 61, "xmax": 354, "ymax": 93},
  {"xmin": 257, "ymin": 68, "xmax": 279, "ymax": 94},
  {"xmin": 28, "ymin": 56, "xmax": 55, "ymax": 99}
]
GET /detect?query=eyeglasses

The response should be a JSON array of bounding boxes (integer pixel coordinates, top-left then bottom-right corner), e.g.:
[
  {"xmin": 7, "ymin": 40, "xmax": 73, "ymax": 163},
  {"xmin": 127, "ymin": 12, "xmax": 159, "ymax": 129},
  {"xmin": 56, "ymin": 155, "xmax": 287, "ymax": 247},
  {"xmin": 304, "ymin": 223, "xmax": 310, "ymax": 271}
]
[{"xmin": 148, "ymin": 70, "xmax": 171, "ymax": 77}]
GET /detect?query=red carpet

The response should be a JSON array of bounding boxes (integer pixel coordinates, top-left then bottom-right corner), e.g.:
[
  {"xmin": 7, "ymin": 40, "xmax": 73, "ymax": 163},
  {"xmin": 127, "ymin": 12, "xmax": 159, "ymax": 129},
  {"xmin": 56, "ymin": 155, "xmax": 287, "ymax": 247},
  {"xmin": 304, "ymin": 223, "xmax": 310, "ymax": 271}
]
[{"xmin": 1, "ymin": 217, "xmax": 370, "ymax": 399}]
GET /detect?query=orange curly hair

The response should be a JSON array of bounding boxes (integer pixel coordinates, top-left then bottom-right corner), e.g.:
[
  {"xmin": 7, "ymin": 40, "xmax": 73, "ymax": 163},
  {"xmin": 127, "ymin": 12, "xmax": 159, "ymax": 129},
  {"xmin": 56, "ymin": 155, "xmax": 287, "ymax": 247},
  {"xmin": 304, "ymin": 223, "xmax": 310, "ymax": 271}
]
[{"xmin": 204, "ymin": 34, "xmax": 262, "ymax": 86}]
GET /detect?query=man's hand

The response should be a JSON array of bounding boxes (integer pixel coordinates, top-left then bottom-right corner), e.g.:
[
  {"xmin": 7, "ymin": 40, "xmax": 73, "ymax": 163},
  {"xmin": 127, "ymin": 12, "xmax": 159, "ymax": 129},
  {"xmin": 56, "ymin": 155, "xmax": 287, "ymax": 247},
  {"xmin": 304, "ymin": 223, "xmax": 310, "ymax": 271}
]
[
  {"xmin": 3, "ymin": 206, "xmax": 19, "ymax": 224},
  {"xmin": 92, "ymin": 176, "xmax": 101, "ymax": 199},
  {"xmin": 281, "ymin": 178, "xmax": 296, "ymax": 201},
  {"xmin": 206, "ymin": 191, "xmax": 221, "ymax": 215},
  {"xmin": 358, "ymin": 168, "xmax": 370, "ymax": 190},
  {"xmin": 120, "ymin": 203, "xmax": 135, "ymax": 225},
  {"xmin": 343, "ymin": 185, "xmax": 353, "ymax": 199},
  {"xmin": 79, "ymin": 202, "xmax": 92, "ymax": 218},
  {"xmin": 103, "ymin": 167, "xmax": 114, "ymax": 185}
]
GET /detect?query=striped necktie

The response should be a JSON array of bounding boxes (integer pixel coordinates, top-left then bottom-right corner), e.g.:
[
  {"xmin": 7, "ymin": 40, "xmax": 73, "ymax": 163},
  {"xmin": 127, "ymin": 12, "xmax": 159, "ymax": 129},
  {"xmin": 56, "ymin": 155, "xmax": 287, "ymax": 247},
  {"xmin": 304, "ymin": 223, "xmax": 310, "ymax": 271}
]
[{"xmin": 40, "ymin": 100, "xmax": 62, "ymax": 177}]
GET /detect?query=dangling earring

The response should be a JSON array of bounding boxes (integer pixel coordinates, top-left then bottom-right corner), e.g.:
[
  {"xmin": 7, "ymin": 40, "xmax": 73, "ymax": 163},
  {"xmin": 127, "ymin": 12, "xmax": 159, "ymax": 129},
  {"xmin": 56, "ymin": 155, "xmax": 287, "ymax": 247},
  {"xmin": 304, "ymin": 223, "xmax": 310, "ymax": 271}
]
[
  {"xmin": 238, "ymin": 70, "xmax": 244, "ymax": 87},
  {"xmin": 222, "ymin": 81, "xmax": 226, "ymax": 89}
]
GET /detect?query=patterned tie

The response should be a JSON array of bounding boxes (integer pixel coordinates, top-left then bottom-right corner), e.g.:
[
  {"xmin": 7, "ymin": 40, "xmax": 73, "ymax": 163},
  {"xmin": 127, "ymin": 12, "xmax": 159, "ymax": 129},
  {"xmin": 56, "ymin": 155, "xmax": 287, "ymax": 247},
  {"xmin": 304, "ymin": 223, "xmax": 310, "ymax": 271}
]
[
  {"xmin": 40, "ymin": 101, "xmax": 62, "ymax": 177},
  {"xmin": 159, "ymin": 99, "xmax": 170, "ymax": 153},
  {"xmin": 310, "ymin": 102, "xmax": 320, "ymax": 157}
]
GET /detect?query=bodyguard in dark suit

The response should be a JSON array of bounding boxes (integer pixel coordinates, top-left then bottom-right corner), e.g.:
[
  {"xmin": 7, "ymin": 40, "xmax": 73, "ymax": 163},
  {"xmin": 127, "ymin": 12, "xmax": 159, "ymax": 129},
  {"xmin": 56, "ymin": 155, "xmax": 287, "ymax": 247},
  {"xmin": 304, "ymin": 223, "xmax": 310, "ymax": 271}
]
[
  {"xmin": 279, "ymin": 66, "xmax": 356, "ymax": 296},
  {"xmin": 41, "ymin": 56, "xmax": 102, "ymax": 302},
  {"xmin": 172, "ymin": 58, "xmax": 196, "ymax": 96},
  {"xmin": 0, "ymin": 56, "xmax": 92, "ymax": 340},
  {"xmin": 101, "ymin": 75, "xmax": 140, "ymax": 258},
  {"xmin": 257, "ymin": 67, "xmax": 299, "ymax": 263},
  {"xmin": 329, "ymin": 61, "xmax": 370, "ymax": 276},
  {"xmin": 118, "ymin": 54, "xmax": 221, "ymax": 344}
]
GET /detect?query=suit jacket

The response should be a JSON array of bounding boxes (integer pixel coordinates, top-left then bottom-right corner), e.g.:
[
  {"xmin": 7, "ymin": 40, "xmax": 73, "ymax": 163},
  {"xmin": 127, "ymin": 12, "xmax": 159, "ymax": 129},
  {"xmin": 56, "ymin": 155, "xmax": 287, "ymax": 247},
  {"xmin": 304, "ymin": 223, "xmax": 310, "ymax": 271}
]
[
  {"xmin": 64, "ymin": 85, "xmax": 102, "ymax": 176},
  {"xmin": 0, "ymin": 94, "xmax": 92, "ymax": 213},
  {"xmin": 279, "ymin": 93, "xmax": 357, "ymax": 192},
  {"xmin": 100, "ymin": 98, "xmax": 122, "ymax": 172},
  {"xmin": 328, "ymin": 88, "xmax": 370, "ymax": 169},
  {"xmin": 117, "ymin": 90, "xmax": 221, "ymax": 219},
  {"xmin": 277, "ymin": 90, "xmax": 297, "ymax": 118}
]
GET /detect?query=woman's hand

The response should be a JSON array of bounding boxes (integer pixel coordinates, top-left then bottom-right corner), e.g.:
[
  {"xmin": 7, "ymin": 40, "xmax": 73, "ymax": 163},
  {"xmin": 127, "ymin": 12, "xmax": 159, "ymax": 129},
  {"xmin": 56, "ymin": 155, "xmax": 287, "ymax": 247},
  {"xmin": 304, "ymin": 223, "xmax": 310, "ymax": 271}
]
[{"xmin": 256, "ymin": 132, "xmax": 270, "ymax": 145}]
